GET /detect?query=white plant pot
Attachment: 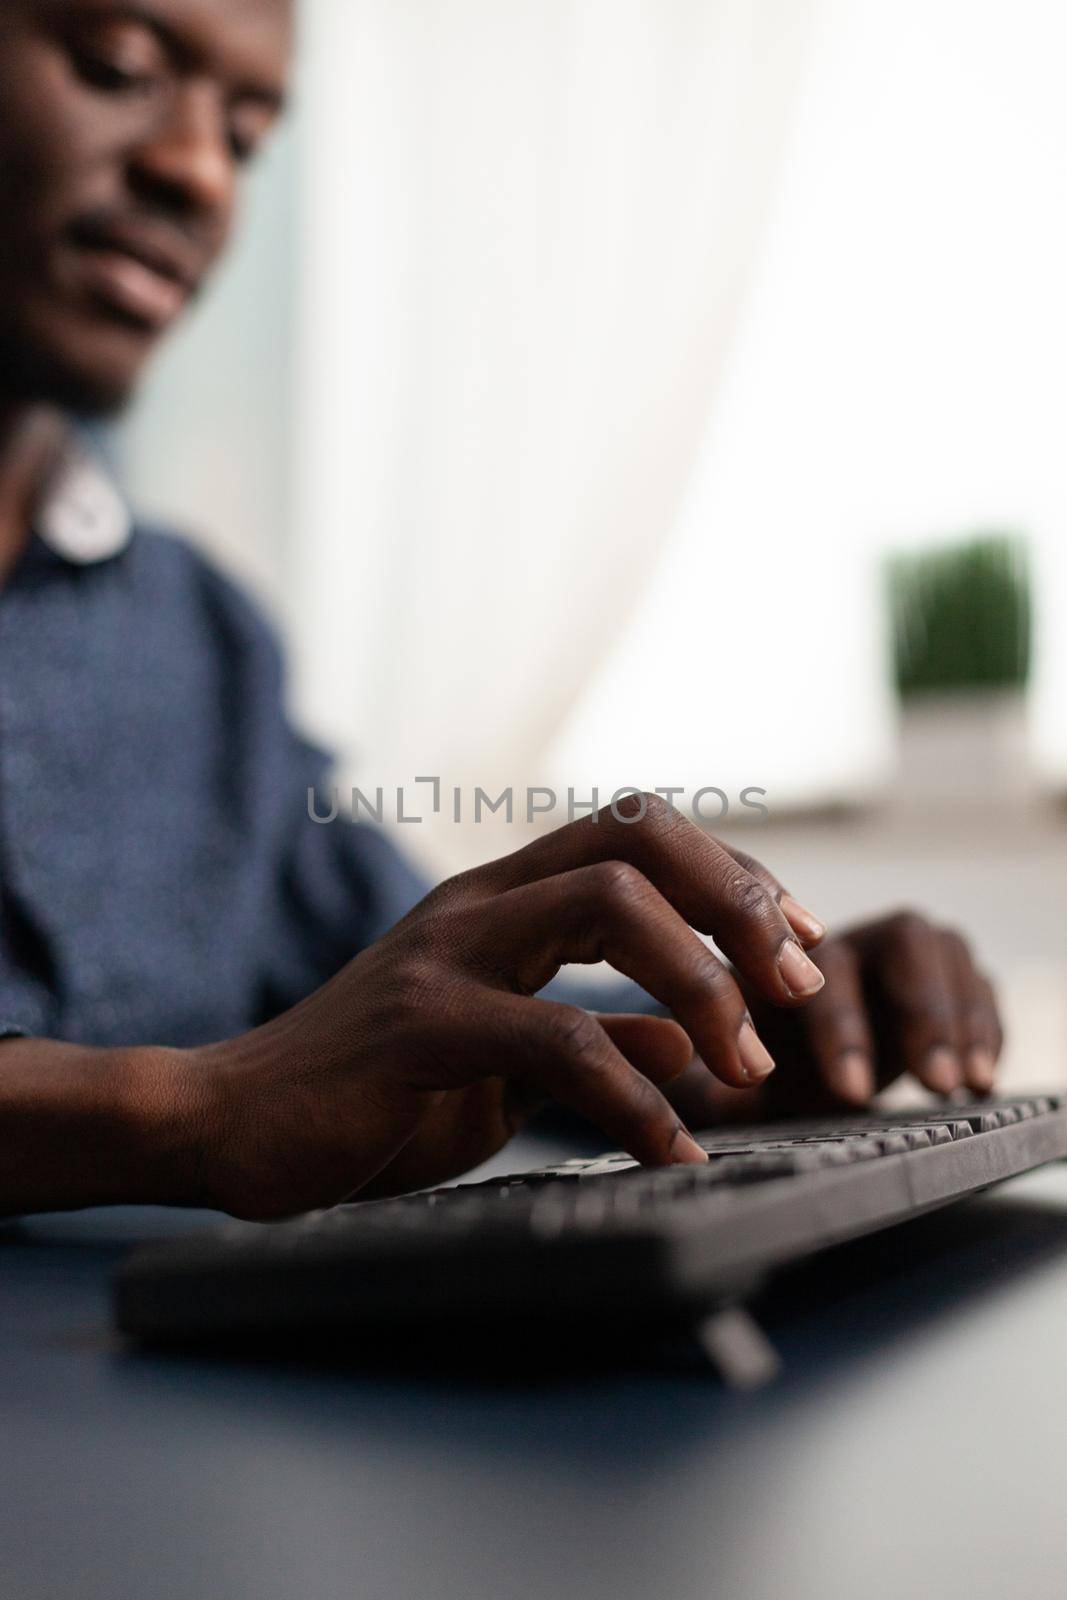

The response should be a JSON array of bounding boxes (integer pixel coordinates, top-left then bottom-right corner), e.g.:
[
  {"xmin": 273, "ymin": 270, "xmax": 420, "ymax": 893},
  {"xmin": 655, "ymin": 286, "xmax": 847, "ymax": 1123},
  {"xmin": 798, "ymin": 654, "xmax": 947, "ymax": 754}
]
[{"xmin": 894, "ymin": 689, "xmax": 1034, "ymax": 812}]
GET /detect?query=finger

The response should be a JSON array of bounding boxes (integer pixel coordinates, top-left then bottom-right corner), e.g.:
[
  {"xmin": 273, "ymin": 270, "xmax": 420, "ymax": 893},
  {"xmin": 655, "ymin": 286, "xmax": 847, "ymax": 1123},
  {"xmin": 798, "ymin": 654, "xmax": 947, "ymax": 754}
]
[
  {"xmin": 596, "ymin": 1013, "xmax": 695, "ymax": 1087},
  {"xmin": 976, "ymin": 973, "xmax": 1005, "ymax": 1075},
  {"xmin": 468, "ymin": 794, "xmax": 825, "ymax": 1007},
  {"xmin": 980, "ymin": 975, "xmax": 1005, "ymax": 1054},
  {"xmin": 499, "ymin": 994, "xmax": 707, "ymax": 1166},
  {"xmin": 476, "ymin": 861, "xmax": 776, "ymax": 1088},
  {"xmin": 940, "ymin": 930, "xmax": 1000, "ymax": 1094},
  {"xmin": 863, "ymin": 913, "xmax": 962, "ymax": 1094},
  {"xmin": 799, "ymin": 939, "xmax": 877, "ymax": 1105},
  {"xmin": 722, "ymin": 845, "xmax": 827, "ymax": 949}
]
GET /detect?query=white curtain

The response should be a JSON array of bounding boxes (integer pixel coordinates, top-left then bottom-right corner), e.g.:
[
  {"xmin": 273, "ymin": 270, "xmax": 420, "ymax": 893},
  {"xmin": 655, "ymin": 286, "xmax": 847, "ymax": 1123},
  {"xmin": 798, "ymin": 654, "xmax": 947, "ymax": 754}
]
[
  {"xmin": 549, "ymin": 0, "xmax": 1067, "ymax": 810},
  {"xmin": 289, "ymin": 0, "xmax": 818, "ymax": 812},
  {"xmin": 113, "ymin": 0, "xmax": 1067, "ymax": 865}
]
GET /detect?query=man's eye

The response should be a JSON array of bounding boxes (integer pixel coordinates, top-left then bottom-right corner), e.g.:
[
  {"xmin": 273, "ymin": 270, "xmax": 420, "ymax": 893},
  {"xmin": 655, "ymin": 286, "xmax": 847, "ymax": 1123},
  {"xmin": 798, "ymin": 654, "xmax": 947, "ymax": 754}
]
[
  {"xmin": 73, "ymin": 52, "xmax": 161, "ymax": 92},
  {"xmin": 227, "ymin": 123, "xmax": 255, "ymax": 164},
  {"xmin": 67, "ymin": 24, "xmax": 167, "ymax": 94},
  {"xmin": 228, "ymin": 110, "xmax": 277, "ymax": 166}
]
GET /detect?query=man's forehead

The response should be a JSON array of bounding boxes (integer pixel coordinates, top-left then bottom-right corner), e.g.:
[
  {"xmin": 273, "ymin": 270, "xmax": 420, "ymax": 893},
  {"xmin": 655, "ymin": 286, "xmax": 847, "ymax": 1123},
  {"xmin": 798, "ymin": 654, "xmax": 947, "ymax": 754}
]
[{"xmin": 37, "ymin": 0, "xmax": 294, "ymax": 89}]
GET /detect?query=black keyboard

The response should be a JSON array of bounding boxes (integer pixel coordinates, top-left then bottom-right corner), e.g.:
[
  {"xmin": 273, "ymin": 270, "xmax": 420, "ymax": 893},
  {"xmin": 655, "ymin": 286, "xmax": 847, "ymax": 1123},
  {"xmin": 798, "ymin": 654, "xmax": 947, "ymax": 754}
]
[{"xmin": 113, "ymin": 1096, "xmax": 1067, "ymax": 1349}]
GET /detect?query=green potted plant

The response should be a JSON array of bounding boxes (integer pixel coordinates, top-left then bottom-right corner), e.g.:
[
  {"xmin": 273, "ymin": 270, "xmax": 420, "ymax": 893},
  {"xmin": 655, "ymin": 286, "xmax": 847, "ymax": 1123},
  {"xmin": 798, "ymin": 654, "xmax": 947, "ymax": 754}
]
[{"xmin": 887, "ymin": 534, "xmax": 1033, "ymax": 808}]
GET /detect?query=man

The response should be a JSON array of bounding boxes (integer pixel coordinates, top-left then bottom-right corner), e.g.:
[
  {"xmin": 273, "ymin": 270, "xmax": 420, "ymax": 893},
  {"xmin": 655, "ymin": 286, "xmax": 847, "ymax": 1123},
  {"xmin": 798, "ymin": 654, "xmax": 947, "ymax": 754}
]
[{"xmin": 0, "ymin": 0, "xmax": 1002, "ymax": 1220}]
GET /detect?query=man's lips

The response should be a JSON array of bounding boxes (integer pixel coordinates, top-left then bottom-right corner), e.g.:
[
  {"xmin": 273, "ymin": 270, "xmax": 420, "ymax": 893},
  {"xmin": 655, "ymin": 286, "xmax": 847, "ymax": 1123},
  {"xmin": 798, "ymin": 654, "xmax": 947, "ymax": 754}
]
[
  {"xmin": 65, "ymin": 218, "xmax": 203, "ymax": 332},
  {"xmin": 74, "ymin": 246, "xmax": 189, "ymax": 330}
]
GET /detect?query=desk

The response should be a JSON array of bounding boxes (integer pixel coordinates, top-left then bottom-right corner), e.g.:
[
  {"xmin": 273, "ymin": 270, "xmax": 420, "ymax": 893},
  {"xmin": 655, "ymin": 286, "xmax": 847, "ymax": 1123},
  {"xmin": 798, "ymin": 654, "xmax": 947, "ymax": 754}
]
[{"xmin": 3, "ymin": 1145, "xmax": 1067, "ymax": 1600}]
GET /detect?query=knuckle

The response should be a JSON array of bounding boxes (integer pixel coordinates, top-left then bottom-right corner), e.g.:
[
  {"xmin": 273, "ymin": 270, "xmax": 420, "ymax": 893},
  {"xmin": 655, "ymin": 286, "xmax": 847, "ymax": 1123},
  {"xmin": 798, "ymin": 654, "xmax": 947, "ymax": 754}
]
[
  {"xmin": 640, "ymin": 790, "xmax": 673, "ymax": 828},
  {"xmin": 729, "ymin": 848, "xmax": 778, "ymax": 891},
  {"xmin": 392, "ymin": 908, "xmax": 451, "ymax": 965},
  {"xmin": 589, "ymin": 858, "xmax": 648, "ymax": 908},
  {"xmin": 883, "ymin": 908, "xmax": 931, "ymax": 946},
  {"xmin": 539, "ymin": 1004, "xmax": 602, "ymax": 1062},
  {"xmin": 939, "ymin": 925, "xmax": 973, "ymax": 963},
  {"xmin": 616, "ymin": 790, "xmax": 681, "ymax": 835},
  {"xmin": 389, "ymin": 951, "xmax": 446, "ymax": 1014},
  {"xmin": 399, "ymin": 892, "xmax": 495, "ymax": 979},
  {"xmin": 727, "ymin": 869, "xmax": 776, "ymax": 924},
  {"xmin": 423, "ymin": 870, "xmax": 477, "ymax": 911}
]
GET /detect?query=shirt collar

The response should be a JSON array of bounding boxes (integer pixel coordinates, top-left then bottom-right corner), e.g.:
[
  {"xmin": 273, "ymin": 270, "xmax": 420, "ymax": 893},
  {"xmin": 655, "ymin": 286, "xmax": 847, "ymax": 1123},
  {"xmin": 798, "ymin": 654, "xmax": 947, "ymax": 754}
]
[{"xmin": 35, "ymin": 427, "xmax": 132, "ymax": 566}]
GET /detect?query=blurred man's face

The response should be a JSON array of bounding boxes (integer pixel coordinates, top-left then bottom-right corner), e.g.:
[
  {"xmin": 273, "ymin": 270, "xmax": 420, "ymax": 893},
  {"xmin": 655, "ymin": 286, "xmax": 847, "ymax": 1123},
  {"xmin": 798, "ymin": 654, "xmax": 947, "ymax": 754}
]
[{"xmin": 0, "ymin": 0, "xmax": 292, "ymax": 414}]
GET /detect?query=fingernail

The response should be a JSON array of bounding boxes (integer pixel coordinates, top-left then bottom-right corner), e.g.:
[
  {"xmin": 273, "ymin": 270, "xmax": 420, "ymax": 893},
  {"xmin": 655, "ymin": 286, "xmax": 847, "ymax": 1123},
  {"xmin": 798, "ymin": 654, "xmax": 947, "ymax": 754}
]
[
  {"xmin": 778, "ymin": 939, "xmax": 826, "ymax": 998},
  {"xmin": 967, "ymin": 1046, "xmax": 996, "ymax": 1093},
  {"xmin": 834, "ymin": 1048, "xmax": 874, "ymax": 1104},
  {"xmin": 780, "ymin": 894, "xmax": 827, "ymax": 946},
  {"xmin": 670, "ymin": 1126, "xmax": 709, "ymax": 1164},
  {"xmin": 925, "ymin": 1046, "xmax": 961, "ymax": 1095},
  {"xmin": 738, "ymin": 1018, "xmax": 776, "ymax": 1082}
]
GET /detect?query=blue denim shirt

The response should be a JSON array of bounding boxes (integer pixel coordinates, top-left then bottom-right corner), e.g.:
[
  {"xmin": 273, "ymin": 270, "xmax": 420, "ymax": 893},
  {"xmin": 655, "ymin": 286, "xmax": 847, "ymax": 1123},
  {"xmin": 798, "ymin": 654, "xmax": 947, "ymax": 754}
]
[
  {"xmin": 0, "ymin": 430, "xmax": 630, "ymax": 1052},
  {"xmin": 0, "ymin": 432, "xmax": 430, "ymax": 1048}
]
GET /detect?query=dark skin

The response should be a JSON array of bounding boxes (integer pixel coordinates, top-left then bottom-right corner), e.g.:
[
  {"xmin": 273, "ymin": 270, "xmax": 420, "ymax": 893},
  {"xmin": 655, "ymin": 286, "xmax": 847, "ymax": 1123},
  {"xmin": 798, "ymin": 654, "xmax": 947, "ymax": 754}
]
[
  {"xmin": 0, "ymin": 0, "xmax": 287, "ymax": 573},
  {"xmin": 0, "ymin": 0, "xmax": 1003, "ymax": 1220}
]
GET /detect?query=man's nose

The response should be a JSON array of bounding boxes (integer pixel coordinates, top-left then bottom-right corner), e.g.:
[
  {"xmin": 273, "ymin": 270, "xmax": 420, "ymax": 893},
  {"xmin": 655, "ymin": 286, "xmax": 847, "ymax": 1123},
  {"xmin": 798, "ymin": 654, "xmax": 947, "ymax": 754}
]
[{"xmin": 127, "ymin": 81, "xmax": 235, "ymax": 228}]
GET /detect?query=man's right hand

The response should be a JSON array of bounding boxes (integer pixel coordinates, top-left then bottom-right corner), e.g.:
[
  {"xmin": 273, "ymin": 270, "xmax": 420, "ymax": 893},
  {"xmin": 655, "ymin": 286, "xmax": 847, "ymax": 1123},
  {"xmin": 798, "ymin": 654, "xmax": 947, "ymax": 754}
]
[{"xmin": 188, "ymin": 794, "xmax": 827, "ymax": 1218}]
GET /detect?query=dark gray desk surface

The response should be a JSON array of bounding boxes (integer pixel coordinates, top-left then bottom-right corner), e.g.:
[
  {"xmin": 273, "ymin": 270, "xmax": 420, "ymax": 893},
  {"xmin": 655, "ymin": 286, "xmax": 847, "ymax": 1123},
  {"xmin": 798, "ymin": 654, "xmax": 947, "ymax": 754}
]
[{"xmin": 4, "ymin": 1137, "xmax": 1067, "ymax": 1600}]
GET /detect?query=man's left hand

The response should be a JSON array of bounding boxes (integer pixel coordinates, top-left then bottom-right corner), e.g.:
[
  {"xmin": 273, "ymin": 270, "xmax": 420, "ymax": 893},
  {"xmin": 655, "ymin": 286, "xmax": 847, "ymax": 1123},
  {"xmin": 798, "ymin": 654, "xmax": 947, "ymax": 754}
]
[{"xmin": 668, "ymin": 910, "xmax": 1003, "ymax": 1126}]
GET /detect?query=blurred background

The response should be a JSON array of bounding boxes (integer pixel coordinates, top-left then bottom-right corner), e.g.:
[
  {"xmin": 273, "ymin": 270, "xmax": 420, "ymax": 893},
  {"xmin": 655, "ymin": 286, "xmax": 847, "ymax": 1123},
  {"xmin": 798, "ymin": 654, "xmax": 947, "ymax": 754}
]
[{"xmin": 109, "ymin": 0, "xmax": 1067, "ymax": 1088}]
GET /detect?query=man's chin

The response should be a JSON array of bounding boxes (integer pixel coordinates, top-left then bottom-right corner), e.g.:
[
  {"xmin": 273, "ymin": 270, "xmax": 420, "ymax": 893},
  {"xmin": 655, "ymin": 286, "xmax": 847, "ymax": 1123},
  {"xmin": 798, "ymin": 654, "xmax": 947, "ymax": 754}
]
[
  {"xmin": 0, "ymin": 331, "xmax": 142, "ymax": 418},
  {"xmin": 0, "ymin": 287, "xmax": 158, "ymax": 413}
]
